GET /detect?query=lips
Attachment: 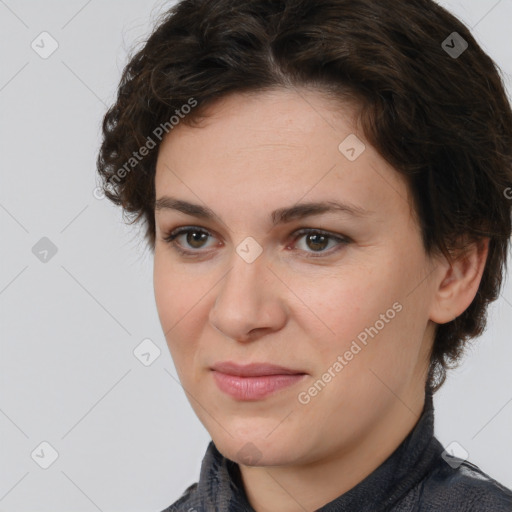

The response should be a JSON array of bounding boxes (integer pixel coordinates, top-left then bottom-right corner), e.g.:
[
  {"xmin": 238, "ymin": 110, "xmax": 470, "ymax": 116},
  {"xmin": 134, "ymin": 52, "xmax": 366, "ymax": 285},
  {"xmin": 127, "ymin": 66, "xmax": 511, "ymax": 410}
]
[
  {"xmin": 210, "ymin": 361, "xmax": 308, "ymax": 400},
  {"xmin": 210, "ymin": 361, "xmax": 306, "ymax": 377}
]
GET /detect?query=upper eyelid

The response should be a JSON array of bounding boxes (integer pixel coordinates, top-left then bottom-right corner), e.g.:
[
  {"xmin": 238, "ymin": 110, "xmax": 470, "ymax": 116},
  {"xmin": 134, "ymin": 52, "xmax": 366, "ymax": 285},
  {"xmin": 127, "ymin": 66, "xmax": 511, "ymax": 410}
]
[{"xmin": 166, "ymin": 225, "xmax": 219, "ymax": 241}]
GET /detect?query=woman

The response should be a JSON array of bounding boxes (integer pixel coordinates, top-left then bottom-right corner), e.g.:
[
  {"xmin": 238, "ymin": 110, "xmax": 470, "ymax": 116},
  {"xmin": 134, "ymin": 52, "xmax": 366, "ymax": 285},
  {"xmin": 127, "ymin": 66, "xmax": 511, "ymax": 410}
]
[{"xmin": 97, "ymin": 0, "xmax": 512, "ymax": 510}]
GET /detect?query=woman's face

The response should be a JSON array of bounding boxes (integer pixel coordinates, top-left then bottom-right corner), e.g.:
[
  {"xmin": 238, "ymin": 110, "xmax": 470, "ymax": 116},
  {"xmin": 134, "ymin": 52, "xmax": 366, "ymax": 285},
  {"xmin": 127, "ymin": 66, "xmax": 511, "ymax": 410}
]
[{"xmin": 153, "ymin": 88, "xmax": 443, "ymax": 467}]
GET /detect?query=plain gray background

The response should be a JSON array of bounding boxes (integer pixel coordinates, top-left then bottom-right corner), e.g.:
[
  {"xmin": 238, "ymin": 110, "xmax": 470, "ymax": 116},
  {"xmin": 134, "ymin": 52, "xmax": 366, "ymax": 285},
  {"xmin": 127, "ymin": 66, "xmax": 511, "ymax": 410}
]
[{"xmin": 1, "ymin": 1, "xmax": 511, "ymax": 511}]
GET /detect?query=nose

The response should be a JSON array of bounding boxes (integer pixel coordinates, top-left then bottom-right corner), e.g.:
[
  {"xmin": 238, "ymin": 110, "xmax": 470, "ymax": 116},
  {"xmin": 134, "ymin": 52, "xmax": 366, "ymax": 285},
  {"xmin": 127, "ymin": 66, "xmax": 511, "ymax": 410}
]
[{"xmin": 208, "ymin": 249, "xmax": 288, "ymax": 343}]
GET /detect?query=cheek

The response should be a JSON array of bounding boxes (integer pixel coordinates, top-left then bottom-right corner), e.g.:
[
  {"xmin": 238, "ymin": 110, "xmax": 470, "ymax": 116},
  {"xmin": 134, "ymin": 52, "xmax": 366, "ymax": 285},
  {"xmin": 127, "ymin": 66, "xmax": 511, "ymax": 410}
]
[
  {"xmin": 153, "ymin": 260, "xmax": 183, "ymax": 331},
  {"xmin": 153, "ymin": 254, "xmax": 200, "ymax": 358},
  {"xmin": 153, "ymin": 250, "xmax": 206, "ymax": 328},
  {"xmin": 296, "ymin": 259, "xmax": 420, "ymax": 370},
  {"xmin": 294, "ymin": 269, "xmax": 392, "ymax": 349}
]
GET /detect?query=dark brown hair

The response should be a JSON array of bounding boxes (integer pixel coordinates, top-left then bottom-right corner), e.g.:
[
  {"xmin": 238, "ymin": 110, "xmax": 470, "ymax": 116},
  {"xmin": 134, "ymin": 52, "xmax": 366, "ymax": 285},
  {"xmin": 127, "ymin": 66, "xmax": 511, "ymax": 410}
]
[{"xmin": 96, "ymin": 0, "xmax": 512, "ymax": 392}]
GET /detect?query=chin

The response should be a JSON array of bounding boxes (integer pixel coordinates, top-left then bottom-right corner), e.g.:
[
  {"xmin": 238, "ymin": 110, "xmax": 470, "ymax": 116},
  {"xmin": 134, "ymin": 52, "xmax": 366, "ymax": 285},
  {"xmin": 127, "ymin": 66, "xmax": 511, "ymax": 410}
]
[{"xmin": 212, "ymin": 429, "xmax": 304, "ymax": 467}]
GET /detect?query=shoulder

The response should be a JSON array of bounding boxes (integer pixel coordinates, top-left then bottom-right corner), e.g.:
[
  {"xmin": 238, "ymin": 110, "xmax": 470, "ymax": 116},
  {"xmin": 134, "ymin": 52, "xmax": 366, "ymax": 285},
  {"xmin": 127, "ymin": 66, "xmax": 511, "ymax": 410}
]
[
  {"xmin": 159, "ymin": 482, "xmax": 200, "ymax": 512},
  {"xmin": 416, "ymin": 455, "xmax": 512, "ymax": 511}
]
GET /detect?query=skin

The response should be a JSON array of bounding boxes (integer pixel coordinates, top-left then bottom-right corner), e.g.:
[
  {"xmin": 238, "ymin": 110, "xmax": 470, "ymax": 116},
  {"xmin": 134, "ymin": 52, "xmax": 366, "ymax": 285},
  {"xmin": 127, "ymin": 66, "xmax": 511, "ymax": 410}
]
[{"xmin": 152, "ymin": 87, "xmax": 489, "ymax": 512}]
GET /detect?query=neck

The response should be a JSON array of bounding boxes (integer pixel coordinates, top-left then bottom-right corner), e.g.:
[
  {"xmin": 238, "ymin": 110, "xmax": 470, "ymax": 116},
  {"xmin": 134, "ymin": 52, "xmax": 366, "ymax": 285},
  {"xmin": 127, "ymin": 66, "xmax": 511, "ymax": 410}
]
[{"xmin": 238, "ymin": 387, "xmax": 426, "ymax": 512}]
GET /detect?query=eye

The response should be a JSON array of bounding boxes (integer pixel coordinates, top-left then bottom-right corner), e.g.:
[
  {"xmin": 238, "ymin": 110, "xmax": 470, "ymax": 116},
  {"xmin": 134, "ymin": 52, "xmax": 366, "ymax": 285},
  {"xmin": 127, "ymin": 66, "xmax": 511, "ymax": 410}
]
[
  {"xmin": 290, "ymin": 228, "xmax": 349, "ymax": 258},
  {"xmin": 162, "ymin": 226, "xmax": 218, "ymax": 256}
]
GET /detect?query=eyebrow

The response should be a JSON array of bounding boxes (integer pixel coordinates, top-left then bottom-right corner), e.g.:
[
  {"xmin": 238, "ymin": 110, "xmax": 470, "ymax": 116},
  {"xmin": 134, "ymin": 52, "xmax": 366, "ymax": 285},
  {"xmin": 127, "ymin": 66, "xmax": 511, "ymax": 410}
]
[{"xmin": 154, "ymin": 196, "xmax": 371, "ymax": 225}]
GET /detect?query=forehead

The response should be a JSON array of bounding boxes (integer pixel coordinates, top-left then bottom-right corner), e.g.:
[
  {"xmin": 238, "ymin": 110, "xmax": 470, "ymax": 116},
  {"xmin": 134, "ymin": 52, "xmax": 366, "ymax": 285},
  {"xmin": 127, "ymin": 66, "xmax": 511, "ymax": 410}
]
[{"xmin": 154, "ymin": 88, "xmax": 412, "ymax": 225}]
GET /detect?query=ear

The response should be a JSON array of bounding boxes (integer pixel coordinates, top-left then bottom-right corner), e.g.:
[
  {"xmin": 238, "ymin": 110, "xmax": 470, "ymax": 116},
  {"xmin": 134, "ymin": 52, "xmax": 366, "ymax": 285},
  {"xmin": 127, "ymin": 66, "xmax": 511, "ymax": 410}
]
[{"xmin": 429, "ymin": 237, "xmax": 490, "ymax": 324}]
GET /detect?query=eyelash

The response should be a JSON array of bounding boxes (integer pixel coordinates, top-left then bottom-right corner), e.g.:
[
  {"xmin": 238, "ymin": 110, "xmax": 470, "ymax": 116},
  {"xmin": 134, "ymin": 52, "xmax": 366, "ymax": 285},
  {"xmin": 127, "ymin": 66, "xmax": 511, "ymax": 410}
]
[{"xmin": 162, "ymin": 226, "xmax": 350, "ymax": 259}]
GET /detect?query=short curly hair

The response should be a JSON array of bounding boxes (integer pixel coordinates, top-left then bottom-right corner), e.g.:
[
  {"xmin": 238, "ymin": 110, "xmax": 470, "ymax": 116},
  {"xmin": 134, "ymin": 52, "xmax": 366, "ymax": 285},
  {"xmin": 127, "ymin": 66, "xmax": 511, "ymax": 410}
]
[{"xmin": 96, "ymin": 0, "xmax": 512, "ymax": 392}]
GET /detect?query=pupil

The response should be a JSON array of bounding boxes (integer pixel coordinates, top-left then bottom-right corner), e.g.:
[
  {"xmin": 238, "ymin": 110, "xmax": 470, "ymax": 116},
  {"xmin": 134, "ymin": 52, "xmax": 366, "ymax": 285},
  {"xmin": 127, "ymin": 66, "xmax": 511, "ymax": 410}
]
[
  {"xmin": 188, "ymin": 231, "xmax": 207, "ymax": 248},
  {"xmin": 308, "ymin": 234, "xmax": 327, "ymax": 251}
]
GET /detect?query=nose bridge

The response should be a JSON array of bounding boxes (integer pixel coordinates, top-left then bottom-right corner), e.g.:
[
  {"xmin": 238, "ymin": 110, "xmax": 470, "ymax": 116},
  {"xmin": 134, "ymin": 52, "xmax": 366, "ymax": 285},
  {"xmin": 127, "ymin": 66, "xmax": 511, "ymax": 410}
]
[
  {"xmin": 216, "ymin": 243, "xmax": 268, "ymax": 310},
  {"xmin": 209, "ymin": 241, "xmax": 285, "ymax": 340}
]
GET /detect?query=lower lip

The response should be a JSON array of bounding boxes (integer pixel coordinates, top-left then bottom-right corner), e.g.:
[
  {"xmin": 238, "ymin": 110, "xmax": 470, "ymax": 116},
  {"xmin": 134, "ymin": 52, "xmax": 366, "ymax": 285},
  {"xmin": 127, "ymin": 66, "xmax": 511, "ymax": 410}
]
[{"xmin": 212, "ymin": 371, "xmax": 307, "ymax": 401}]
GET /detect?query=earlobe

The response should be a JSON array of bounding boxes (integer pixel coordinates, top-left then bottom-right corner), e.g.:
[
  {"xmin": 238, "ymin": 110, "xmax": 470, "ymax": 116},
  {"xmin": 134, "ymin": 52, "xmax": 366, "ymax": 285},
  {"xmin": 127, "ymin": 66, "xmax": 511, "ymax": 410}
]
[{"xmin": 429, "ymin": 238, "xmax": 489, "ymax": 325}]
